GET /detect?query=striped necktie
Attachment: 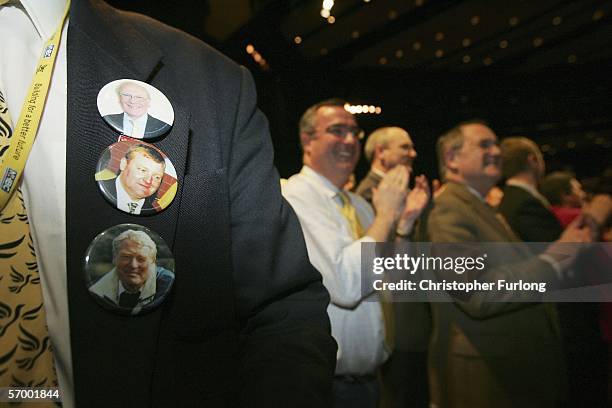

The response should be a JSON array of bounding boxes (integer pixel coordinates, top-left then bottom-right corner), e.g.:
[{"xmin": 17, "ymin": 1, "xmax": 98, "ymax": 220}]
[{"xmin": 0, "ymin": 88, "xmax": 58, "ymax": 390}]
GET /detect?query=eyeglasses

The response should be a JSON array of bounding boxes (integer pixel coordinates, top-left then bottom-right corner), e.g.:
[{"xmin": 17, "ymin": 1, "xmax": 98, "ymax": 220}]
[
  {"xmin": 119, "ymin": 93, "xmax": 147, "ymax": 102},
  {"xmin": 324, "ymin": 124, "xmax": 365, "ymax": 140}
]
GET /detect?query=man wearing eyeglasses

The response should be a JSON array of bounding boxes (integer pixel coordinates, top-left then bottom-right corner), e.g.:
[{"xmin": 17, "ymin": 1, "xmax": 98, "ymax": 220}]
[
  {"xmin": 103, "ymin": 81, "xmax": 170, "ymax": 139},
  {"xmin": 282, "ymin": 99, "xmax": 429, "ymax": 408}
]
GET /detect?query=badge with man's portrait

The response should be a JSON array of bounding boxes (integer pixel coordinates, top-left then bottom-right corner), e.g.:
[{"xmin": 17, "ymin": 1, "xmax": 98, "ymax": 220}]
[
  {"xmin": 97, "ymin": 79, "xmax": 174, "ymax": 140},
  {"xmin": 84, "ymin": 224, "xmax": 175, "ymax": 315},
  {"xmin": 95, "ymin": 139, "xmax": 178, "ymax": 215}
]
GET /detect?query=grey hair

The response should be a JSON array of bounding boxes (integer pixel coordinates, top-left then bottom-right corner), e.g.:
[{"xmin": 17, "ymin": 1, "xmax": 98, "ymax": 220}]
[{"xmin": 112, "ymin": 229, "xmax": 157, "ymax": 261}]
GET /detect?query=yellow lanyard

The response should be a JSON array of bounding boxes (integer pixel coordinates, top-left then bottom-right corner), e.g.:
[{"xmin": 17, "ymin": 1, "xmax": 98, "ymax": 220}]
[{"xmin": 0, "ymin": 0, "xmax": 70, "ymax": 210}]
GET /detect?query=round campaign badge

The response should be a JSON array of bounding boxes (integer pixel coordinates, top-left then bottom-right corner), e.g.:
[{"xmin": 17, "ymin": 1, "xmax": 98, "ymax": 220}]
[
  {"xmin": 95, "ymin": 139, "xmax": 178, "ymax": 215},
  {"xmin": 84, "ymin": 224, "xmax": 175, "ymax": 315},
  {"xmin": 97, "ymin": 79, "xmax": 174, "ymax": 140}
]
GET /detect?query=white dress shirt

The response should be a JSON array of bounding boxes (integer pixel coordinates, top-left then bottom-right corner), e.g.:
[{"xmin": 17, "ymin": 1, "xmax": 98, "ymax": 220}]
[
  {"xmin": 0, "ymin": 1, "xmax": 73, "ymax": 406},
  {"xmin": 122, "ymin": 112, "xmax": 148, "ymax": 139},
  {"xmin": 115, "ymin": 176, "xmax": 145, "ymax": 214},
  {"xmin": 282, "ymin": 166, "xmax": 389, "ymax": 375}
]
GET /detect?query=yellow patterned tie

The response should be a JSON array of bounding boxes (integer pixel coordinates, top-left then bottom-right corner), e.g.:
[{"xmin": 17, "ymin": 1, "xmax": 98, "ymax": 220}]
[
  {"xmin": 336, "ymin": 191, "xmax": 395, "ymax": 351},
  {"xmin": 336, "ymin": 191, "xmax": 364, "ymax": 239},
  {"xmin": 0, "ymin": 88, "xmax": 58, "ymax": 394}
]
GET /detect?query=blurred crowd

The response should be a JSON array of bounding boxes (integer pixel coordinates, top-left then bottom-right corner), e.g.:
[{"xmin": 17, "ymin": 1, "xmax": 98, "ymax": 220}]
[{"xmin": 281, "ymin": 99, "xmax": 612, "ymax": 408}]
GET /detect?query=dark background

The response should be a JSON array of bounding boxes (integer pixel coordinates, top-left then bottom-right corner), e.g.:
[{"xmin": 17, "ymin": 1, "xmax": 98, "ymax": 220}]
[{"xmin": 106, "ymin": 0, "xmax": 612, "ymax": 182}]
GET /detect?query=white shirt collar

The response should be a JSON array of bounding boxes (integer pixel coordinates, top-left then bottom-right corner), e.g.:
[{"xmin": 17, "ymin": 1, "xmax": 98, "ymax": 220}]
[
  {"xmin": 466, "ymin": 184, "xmax": 486, "ymax": 202},
  {"xmin": 371, "ymin": 167, "xmax": 386, "ymax": 178},
  {"xmin": 115, "ymin": 176, "xmax": 145, "ymax": 214},
  {"xmin": 301, "ymin": 165, "xmax": 342, "ymax": 199},
  {"xmin": 20, "ymin": 0, "xmax": 67, "ymax": 40},
  {"xmin": 122, "ymin": 113, "xmax": 149, "ymax": 139},
  {"xmin": 506, "ymin": 178, "xmax": 551, "ymax": 207}
]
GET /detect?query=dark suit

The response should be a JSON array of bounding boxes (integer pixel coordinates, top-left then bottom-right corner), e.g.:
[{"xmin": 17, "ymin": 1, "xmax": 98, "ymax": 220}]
[
  {"xmin": 89, "ymin": 266, "xmax": 175, "ymax": 313},
  {"xmin": 103, "ymin": 112, "xmax": 171, "ymax": 139},
  {"xmin": 499, "ymin": 184, "xmax": 563, "ymax": 243},
  {"xmin": 66, "ymin": 1, "xmax": 336, "ymax": 406},
  {"xmin": 499, "ymin": 184, "xmax": 608, "ymax": 407},
  {"xmin": 423, "ymin": 182, "xmax": 565, "ymax": 407},
  {"xmin": 98, "ymin": 177, "xmax": 158, "ymax": 215},
  {"xmin": 356, "ymin": 170, "xmax": 430, "ymax": 408}
]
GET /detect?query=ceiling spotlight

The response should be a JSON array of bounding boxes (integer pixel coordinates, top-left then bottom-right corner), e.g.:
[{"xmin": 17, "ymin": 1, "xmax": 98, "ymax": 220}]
[
  {"xmin": 368, "ymin": 105, "xmax": 375, "ymax": 113},
  {"xmin": 552, "ymin": 16, "xmax": 562, "ymax": 26},
  {"xmin": 470, "ymin": 15, "xmax": 480, "ymax": 26},
  {"xmin": 435, "ymin": 32, "xmax": 445, "ymax": 41},
  {"xmin": 379, "ymin": 57, "xmax": 388, "ymax": 65},
  {"xmin": 320, "ymin": 9, "xmax": 330, "ymax": 18},
  {"xmin": 294, "ymin": 36, "xmax": 302, "ymax": 44},
  {"xmin": 499, "ymin": 40, "xmax": 509, "ymax": 49},
  {"xmin": 327, "ymin": 16, "xmax": 336, "ymax": 24},
  {"xmin": 351, "ymin": 30, "xmax": 360, "ymax": 39},
  {"xmin": 509, "ymin": 16, "xmax": 519, "ymax": 27},
  {"xmin": 395, "ymin": 49, "xmax": 404, "ymax": 58},
  {"xmin": 322, "ymin": 0, "xmax": 334, "ymax": 10},
  {"xmin": 533, "ymin": 37, "xmax": 543, "ymax": 47},
  {"xmin": 375, "ymin": 107, "xmax": 382, "ymax": 114},
  {"xmin": 462, "ymin": 38, "xmax": 471, "ymax": 47},
  {"xmin": 483, "ymin": 57, "xmax": 493, "ymax": 66},
  {"xmin": 388, "ymin": 10, "xmax": 398, "ymax": 20},
  {"xmin": 412, "ymin": 41, "xmax": 421, "ymax": 51},
  {"xmin": 462, "ymin": 55, "xmax": 471, "ymax": 63},
  {"xmin": 246, "ymin": 44, "xmax": 254, "ymax": 54},
  {"xmin": 435, "ymin": 49, "xmax": 444, "ymax": 58}
]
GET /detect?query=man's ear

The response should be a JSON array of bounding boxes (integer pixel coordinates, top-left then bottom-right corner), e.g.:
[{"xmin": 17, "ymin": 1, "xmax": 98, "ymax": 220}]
[
  {"xmin": 526, "ymin": 152, "xmax": 539, "ymax": 169},
  {"xmin": 300, "ymin": 132, "xmax": 312, "ymax": 153},
  {"xmin": 445, "ymin": 148, "xmax": 458, "ymax": 172},
  {"xmin": 119, "ymin": 157, "xmax": 127, "ymax": 172}
]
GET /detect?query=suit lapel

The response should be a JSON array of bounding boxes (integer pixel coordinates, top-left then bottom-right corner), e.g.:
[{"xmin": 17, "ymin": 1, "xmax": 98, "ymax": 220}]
[{"xmin": 65, "ymin": 1, "xmax": 191, "ymax": 405}]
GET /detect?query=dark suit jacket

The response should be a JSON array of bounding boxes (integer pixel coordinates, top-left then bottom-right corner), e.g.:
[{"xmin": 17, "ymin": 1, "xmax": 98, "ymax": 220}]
[
  {"xmin": 98, "ymin": 177, "xmax": 158, "ymax": 215},
  {"xmin": 103, "ymin": 112, "xmax": 171, "ymax": 139},
  {"xmin": 66, "ymin": 1, "xmax": 336, "ymax": 406},
  {"xmin": 499, "ymin": 184, "xmax": 563, "ymax": 243},
  {"xmin": 422, "ymin": 182, "xmax": 565, "ymax": 407}
]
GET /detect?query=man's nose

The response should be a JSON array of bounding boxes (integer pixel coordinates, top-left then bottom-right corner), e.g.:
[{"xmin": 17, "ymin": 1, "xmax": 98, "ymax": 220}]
[
  {"xmin": 342, "ymin": 132, "xmax": 359, "ymax": 144},
  {"xmin": 130, "ymin": 257, "xmax": 139, "ymax": 267}
]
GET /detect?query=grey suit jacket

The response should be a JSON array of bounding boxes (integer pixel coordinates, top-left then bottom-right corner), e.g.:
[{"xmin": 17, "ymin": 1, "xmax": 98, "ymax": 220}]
[{"xmin": 423, "ymin": 181, "xmax": 565, "ymax": 407}]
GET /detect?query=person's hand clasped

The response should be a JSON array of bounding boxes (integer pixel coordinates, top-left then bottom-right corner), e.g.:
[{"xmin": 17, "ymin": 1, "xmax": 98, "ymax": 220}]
[{"xmin": 372, "ymin": 165, "xmax": 408, "ymax": 220}]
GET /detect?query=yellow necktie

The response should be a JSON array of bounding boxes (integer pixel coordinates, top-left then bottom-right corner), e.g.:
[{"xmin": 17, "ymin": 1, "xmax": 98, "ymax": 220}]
[
  {"xmin": 336, "ymin": 191, "xmax": 395, "ymax": 351},
  {"xmin": 336, "ymin": 191, "xmax": 364, "ymax": 239},
  {"xmin": 0, "ymin": 89, "xmax": 58, "ymax": 391}
]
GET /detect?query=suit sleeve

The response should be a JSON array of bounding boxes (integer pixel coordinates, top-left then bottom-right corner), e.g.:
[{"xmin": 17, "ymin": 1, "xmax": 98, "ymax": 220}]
[
  {"xmin": 427, "ymin": 199, "xmax": 560, "ymax": 320},
  {"xmin": 227, "ymin": 67, "xmax": 336, "ymax": 407}
]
